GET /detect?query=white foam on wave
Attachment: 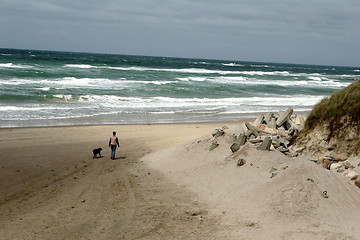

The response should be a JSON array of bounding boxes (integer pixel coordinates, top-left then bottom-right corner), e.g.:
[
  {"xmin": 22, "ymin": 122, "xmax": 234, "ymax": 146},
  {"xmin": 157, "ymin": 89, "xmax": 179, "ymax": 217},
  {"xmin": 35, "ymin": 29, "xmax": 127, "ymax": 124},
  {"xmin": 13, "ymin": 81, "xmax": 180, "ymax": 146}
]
[
  {"xmin": 251, "ymin": 65, "xmax": 269, "ymax": 68},
  {"xmin": 175, "ymin": 76, "xmax": 347, "ymax": 88},
  {"xmin": 74, "ymin": 94, "xmax": 323, "ymax": 109},
  {"xmin": 37, "ymin": 87, "xmax": 50, "ymax": 91},
  {"xmin": 53, "ymin": 95, "xmax": 74, "ymax": 101},
  {"xmin": 222, "ymin": 63, "xmax": 243, "ymax": 67},
  {"xmin": 64, "ymin": 64, "xmax": 98, "ymax": 69},
  {"xmin": 0, "ymin": 63, "xmax": 33, "ymax": 69}
]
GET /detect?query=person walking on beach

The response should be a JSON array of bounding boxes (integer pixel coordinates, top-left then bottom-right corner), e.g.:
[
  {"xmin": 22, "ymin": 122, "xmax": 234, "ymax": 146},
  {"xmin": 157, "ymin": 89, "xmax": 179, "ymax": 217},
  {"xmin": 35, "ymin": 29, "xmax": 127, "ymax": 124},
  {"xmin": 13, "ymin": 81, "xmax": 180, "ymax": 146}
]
[{"xmin": 109, "ymin": 131, "xmax": 120, "ymax": 160}]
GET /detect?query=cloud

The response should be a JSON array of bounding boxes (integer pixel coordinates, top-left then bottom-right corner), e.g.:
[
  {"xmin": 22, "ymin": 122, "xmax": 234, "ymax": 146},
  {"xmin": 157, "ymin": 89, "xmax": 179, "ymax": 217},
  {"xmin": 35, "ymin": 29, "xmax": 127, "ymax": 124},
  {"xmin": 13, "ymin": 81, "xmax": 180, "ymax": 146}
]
[{"xmin": 1, "ymin": 0, "xmax": 359, "ymax": 66}]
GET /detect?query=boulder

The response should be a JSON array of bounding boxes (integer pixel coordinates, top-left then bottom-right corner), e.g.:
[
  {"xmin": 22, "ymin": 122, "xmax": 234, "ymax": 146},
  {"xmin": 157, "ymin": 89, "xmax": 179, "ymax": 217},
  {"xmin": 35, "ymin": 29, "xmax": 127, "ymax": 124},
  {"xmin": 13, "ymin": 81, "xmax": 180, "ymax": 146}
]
[
  {"xmin": 342, "ymin": 170, "xmax": 359, "ymax": 180},
  {"xmin": 237, "ymin": 158, "xmax": 246, "ymax": 166},
  {"xmin": 322, "ymin": 160, "xmax": 334, "ymax": 170},
  {"xmin": 212, "ymin": 129, "xmax": 225, "ymax": 138},
  {"xmin": 335, "ymin": 153, "xmax": 349, "ymax": 161},
  {"xmin": 330, "ymin": 162, "xmax": 343, "ymax": 170},
  {"xmin": 344, "ymin": 160, "xmax": 353, "ymax": 169},
  {"xmin": 355, "ymin": 179, "xmax": 360, "ymax": 188},
  {"xmin": 258, "ymin": 137, "xmax": 272, "ymax": 151},
  {"xmin": 276, "ymin": 108, "xmax": 293, "ymax": 127}
]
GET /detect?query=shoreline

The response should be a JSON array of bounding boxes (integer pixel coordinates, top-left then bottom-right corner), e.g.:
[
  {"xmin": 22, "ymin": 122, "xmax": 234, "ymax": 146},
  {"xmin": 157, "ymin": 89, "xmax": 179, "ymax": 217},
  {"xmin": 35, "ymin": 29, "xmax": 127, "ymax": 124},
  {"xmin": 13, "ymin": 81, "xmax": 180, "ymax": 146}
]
[{"xmin": 0, "ymin": 110, "xmax": 310, "ymax": 129}]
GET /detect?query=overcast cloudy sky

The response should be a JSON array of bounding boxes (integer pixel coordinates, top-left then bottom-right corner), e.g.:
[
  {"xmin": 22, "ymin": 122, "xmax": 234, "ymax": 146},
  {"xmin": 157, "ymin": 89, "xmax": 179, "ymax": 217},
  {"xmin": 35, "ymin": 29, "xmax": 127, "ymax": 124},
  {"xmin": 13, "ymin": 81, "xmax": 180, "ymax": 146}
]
[{"xmin": 0, "ymin": 0, "xmax": 359, "ymax": 66}]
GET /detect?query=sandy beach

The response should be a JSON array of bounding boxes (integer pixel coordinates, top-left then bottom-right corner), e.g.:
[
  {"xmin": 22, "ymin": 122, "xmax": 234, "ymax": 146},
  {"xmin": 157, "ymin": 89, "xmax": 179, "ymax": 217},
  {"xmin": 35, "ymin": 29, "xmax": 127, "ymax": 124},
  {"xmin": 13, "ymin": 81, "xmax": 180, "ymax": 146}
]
[{"xmin": 1, "ymin": 121, "xmax": 360, "ymax": 239}]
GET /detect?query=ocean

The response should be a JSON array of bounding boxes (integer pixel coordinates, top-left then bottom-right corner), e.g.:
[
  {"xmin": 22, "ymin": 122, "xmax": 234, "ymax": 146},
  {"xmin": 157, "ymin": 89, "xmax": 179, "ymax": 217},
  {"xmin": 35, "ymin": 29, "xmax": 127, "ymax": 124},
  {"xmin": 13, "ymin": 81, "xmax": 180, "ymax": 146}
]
[{"xmin": 1, "ymin": 48, "xmax": 359, "ymax": 128}]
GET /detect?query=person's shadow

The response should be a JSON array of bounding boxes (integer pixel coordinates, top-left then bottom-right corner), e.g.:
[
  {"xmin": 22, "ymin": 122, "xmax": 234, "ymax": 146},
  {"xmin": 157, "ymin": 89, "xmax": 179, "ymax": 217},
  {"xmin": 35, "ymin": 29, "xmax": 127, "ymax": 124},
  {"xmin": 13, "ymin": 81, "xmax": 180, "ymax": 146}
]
[{"xmin": 111, "ymin": 156, "xmax": 126, "ymax": 160}]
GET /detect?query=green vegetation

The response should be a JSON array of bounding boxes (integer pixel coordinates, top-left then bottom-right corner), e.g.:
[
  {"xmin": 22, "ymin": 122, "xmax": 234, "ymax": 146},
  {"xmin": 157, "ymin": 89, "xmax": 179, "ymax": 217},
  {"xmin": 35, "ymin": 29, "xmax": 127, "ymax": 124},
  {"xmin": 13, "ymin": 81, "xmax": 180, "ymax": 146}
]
[{"xmin": 304, "ymin": 79, "xmax": 360, "ymax": 135}]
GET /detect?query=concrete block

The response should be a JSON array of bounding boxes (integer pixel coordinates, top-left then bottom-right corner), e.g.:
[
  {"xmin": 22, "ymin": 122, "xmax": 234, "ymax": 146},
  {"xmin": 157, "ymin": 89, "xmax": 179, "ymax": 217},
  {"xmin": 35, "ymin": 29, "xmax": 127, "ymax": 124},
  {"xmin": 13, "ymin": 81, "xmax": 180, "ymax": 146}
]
[
  {"xmin": 245, "ymin": 122, "xmax": 259, "ymax": 137},
  {"xmin": 276, "ymin": 108, "xmax": 293, "ymax": 127},
  {"xmin": 258, "ymin": 137, "xmax": 272, "ymax": 151},
  {"xmin": 268, "ymin": 118, "xmax": 277, "ymax": 129},
  {"xmin": 253, "ymin": 114, "xmax": 264, "ymax": 126},
  {"xmin": 264, "ymin": 112, "xmax": 274, "ymax": 124},
  {"xmin": 212, "ymin": 129, "xmax": 225, "ymax": 138}
]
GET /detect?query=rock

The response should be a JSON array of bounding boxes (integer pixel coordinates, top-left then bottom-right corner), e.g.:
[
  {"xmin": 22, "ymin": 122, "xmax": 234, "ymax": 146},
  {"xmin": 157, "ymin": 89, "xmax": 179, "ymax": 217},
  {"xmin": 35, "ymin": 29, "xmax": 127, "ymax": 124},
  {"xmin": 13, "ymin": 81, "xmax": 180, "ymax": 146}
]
[
  {"xmin": 318, "ymin": 156, "xmax": 335, "ymax": 162},
  {"xmin": 249, "ymin": 138, "xmax": 263, "ymax": 143},
  {"xmin": 237, "ymin": 158, "xmax": 246, "ymax": 166},
  {"xmin": 276, "ymin": 108, "xmax": 293, "ymax": 127},
  {"xmin": 209, "ymin": 141, "xmax": 219, "ymax": 151},
  {"xmin": 342, "ymin": 170, "xmax": 359, "ymax": 180},
  {"xmin": 261, "ymin": 126, "xmax": 278, "ymax": 135},
  {"xmin": 306, "ymin": 178, "xmax": 314, "ymax": 182},
  {"xmin": 335, "ymin": 153, "xmax": 349, "ymax": 161},
  {"xmin": 269, "ymin": 167, "xmax": 277, "ymax": 173},
  {"xmin": 344, "ymin": 160, "xmax": 352, "ymax": 169},
  {"xmin": 278, "ymin": 137, "xmax": 290, "ymax": 148},
  {"xmin": 258, "ymin": 137, "xmax": 272, "ymax": 151},
  {"xmin": 272, "ymin": 140, "xmax": 281, "ymax": 148},
  {"xmin": 264, "ymin": 112, "xmax": 274, "ymax": 124},
  {"xmin": 290, "ymin": 151, "xmax": 299, "ymax": 158},
  {"xmin": 320, "ymin": 191, "xmax": 329, "ymax": 198},
  {"xmin": 222, "ymin": 126, "xmax": 229, "ymax": 130},
  {"xmin": 253, "ymin": 114, "xmax": 264, "ymax": 126},
  {"xmin": 212, "ymin": 129, "xmax": 225, "ymax": 138},
  {"xmin": 245, "ymin": 122, "xmax": 260, "ymax": 137},
  {"xmin": 294, "ymin": 146, "xmax": 305, "ymax": 152},
  {"xmin": 355, "ymin": 179, "xmax": 360, "ymax": 188},
  {"xmin": 322, "ymin": 161, "xmax": 333, "ymax": 170},
  {"xmin": 337, "ymin": 168, "xmax": 345, "ymax": 173},
  {"xmin": 270, "ymin": 172, "xmax": 277, "ymax": 178},
  {"xmin": 277, "ymin": 146, "xmax": 289, "ymax": 153},
  {"xmin": 270, "ymin": 144, "xmax": 276, "ymax": 151},
  {"xmin": 330, "ymin": 162, "xmax": 343, "ymax": 170},
  {"xmin": 256, "ymin": 124, "xmax": 267, "ymax": 131}
]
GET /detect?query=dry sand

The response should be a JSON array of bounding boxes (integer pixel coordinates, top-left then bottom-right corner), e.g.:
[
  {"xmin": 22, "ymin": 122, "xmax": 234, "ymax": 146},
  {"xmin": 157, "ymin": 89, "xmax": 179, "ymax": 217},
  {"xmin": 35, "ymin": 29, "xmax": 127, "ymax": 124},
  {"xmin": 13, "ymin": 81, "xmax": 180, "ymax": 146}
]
[{"xmin": 1, "ymin": 122, "xmax": 360, "ymax": 239}]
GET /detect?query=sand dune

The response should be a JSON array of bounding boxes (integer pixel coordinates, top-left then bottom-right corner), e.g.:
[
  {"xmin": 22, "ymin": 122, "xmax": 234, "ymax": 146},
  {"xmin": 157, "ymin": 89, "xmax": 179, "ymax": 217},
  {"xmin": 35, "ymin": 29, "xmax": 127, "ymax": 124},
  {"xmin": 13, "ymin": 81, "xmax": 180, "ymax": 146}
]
[{"xmin": 144, "ymin": 126, "xmax": 360, "ymax": 239}]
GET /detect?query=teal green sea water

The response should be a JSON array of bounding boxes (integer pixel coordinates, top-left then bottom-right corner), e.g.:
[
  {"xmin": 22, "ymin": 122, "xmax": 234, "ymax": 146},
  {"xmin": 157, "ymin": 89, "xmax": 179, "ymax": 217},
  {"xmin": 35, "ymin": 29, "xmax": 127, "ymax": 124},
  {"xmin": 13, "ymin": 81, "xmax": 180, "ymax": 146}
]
[{"xmin": 0, "ymin": 48, "xmax": 359, "ymax": 127}]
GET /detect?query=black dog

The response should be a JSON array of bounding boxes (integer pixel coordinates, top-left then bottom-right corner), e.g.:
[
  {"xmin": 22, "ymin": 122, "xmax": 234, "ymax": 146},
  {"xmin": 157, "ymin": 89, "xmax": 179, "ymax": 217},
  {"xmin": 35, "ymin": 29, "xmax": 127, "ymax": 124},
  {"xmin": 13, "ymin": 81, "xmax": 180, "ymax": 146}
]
[{"xmin": 93, "ymin": 148, "xmax": 102, "ymax": 159}]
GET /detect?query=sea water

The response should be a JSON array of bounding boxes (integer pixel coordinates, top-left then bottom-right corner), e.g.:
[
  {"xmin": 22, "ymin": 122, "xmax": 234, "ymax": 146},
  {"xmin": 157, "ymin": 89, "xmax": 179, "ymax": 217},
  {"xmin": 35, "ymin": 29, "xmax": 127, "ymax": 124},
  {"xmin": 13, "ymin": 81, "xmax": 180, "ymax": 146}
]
[{"xmin": 0, "ymin": 48, "xmax": 359, "ymax": 127}]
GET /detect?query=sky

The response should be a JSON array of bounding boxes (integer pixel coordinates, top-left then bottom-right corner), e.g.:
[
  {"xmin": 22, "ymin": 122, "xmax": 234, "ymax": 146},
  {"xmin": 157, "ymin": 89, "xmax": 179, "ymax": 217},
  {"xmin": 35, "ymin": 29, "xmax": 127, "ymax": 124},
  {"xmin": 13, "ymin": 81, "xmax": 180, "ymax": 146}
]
[{"xmin": 0, "ymin": 0, "xmax": 359, "ymax": 66}]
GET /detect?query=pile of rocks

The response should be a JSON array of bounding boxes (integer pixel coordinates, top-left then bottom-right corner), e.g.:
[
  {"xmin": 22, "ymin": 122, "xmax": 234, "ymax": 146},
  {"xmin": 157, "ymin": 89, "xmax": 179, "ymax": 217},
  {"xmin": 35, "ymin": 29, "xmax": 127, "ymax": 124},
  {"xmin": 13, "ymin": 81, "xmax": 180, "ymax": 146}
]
[
  {"xmin": 313, "ymin": 154, "xmax": 360, "ymax": 189},
  {"xmin": 210, "ymin": 108, "xmax": 306, "ymax": 156}
]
